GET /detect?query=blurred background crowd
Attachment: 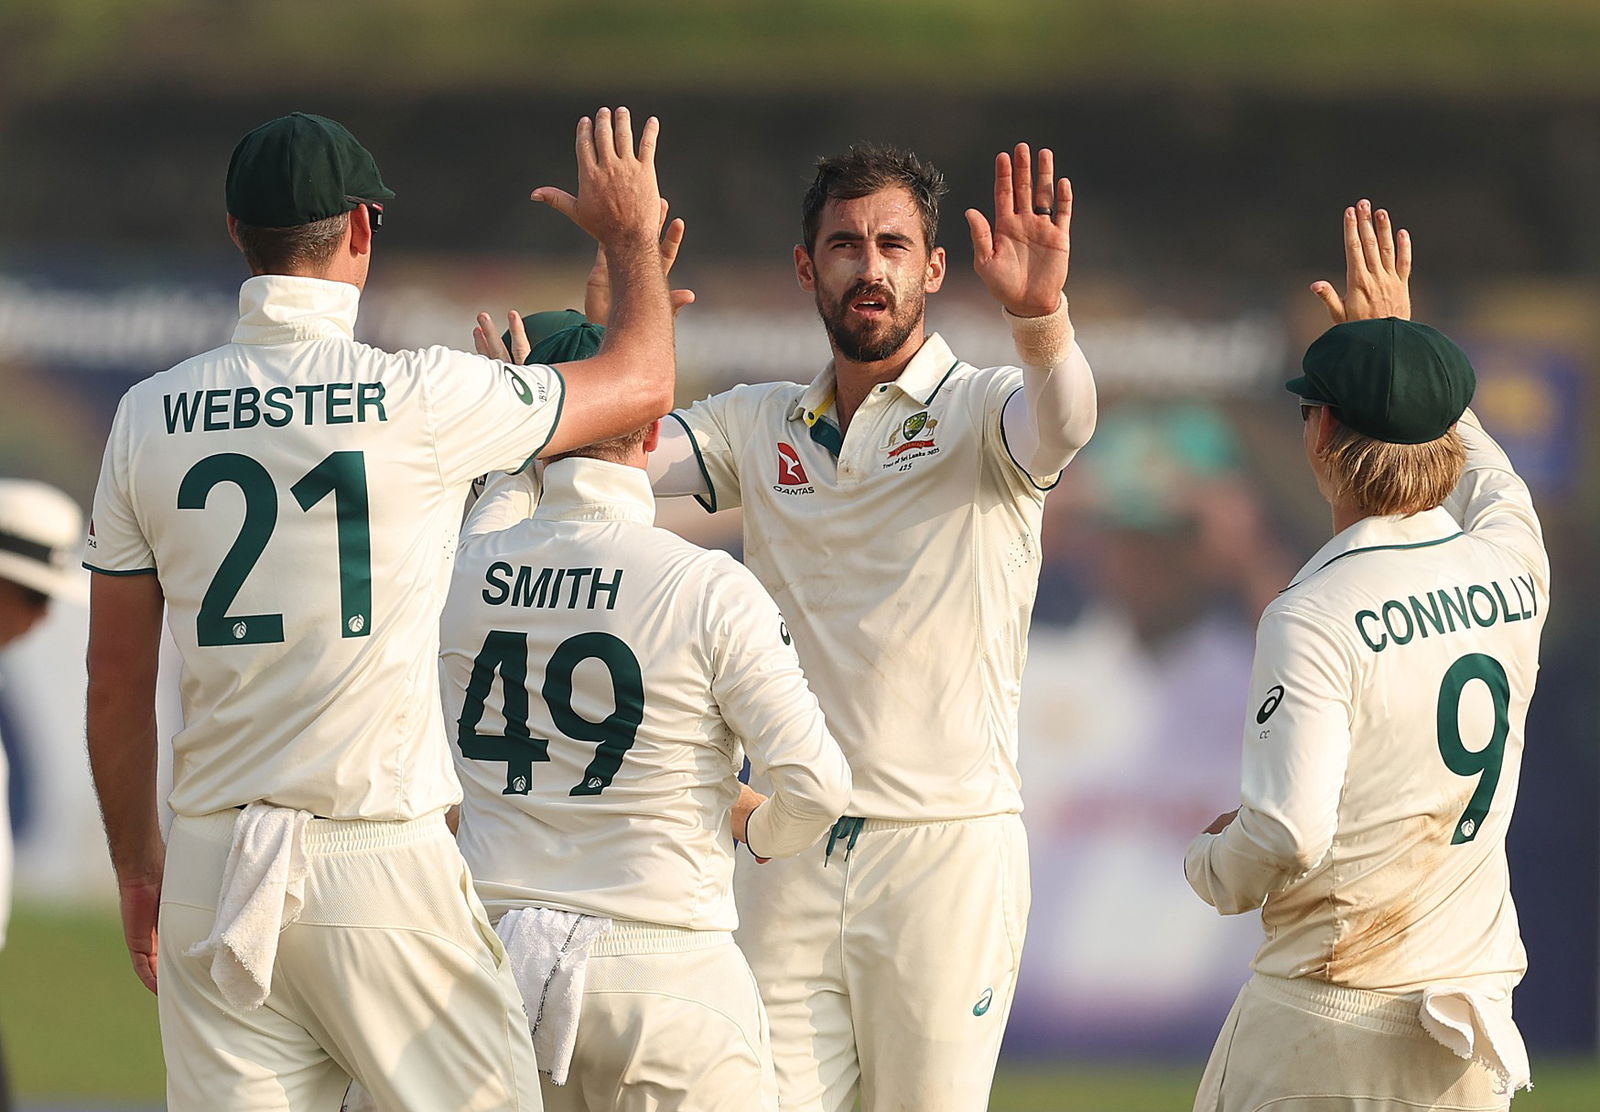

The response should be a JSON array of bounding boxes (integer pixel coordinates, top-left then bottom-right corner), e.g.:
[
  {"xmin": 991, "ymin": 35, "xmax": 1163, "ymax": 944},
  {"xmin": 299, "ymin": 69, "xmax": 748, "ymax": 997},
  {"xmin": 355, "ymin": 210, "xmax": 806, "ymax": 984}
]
[{"xmin": 0, "ymin": 0, "xmax": 1596, "ymax": 1103}]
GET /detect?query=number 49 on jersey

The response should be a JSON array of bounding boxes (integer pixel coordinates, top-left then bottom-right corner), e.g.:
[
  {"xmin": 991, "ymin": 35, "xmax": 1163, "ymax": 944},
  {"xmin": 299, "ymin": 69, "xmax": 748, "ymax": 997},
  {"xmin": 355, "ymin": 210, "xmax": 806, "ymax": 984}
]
[{"xmin": 457, "ymin": 629, "xmax": 644, "ymax": 797}]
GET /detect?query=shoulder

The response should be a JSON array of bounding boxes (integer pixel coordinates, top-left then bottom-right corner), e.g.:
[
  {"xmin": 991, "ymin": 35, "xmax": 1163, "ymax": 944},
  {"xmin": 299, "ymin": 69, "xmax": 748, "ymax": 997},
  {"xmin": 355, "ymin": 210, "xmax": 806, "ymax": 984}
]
[{"xmin": 681, "ymin": 380, "xmax": 803, "ymax": 420}]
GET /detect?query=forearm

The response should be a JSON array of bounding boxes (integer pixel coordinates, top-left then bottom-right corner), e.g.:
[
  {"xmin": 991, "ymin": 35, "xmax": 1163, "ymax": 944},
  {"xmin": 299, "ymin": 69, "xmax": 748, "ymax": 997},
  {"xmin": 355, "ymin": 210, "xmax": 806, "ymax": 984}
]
[
  {"xmin": 592, "ymin": 233, "xmax": 675, "ymax": 413},
  {"xmin": 87, "ymin": 672, "xmax": 163, "ymax": 883},
  {"xmin": 86, "ymin": 574, "xmax": 167, "ymax": 884},
  {"xmin": 1001, "ymin": 300, "xmax": 1097, "ymax": 475}
]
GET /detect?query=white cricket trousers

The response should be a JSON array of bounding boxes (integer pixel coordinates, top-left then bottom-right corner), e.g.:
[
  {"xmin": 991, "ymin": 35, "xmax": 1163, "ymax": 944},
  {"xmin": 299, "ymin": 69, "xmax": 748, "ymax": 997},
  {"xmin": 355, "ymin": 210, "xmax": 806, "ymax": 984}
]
[
  {"xmin": 159, "ymin": 809, "xmax": 541, "ymax": 1112},
  {"xmin": 538, "ymin": 921, "xmax": 778, "ymax": 1112},
  {"xmin": 1195, "ymin": 974, "xmax": 1514, "ymax": 1111},
  {"xmin": 734, "ymin": 812, "xmax": 1029, "ymax": 1112}
]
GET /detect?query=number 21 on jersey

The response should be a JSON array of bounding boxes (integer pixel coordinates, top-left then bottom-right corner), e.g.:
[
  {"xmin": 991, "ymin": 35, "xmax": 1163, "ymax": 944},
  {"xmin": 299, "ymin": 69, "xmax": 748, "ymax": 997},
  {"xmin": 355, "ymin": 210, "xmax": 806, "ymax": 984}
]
[{"xmin": 457, "ymin": 629, "xmax": 644, "ymax": 797}]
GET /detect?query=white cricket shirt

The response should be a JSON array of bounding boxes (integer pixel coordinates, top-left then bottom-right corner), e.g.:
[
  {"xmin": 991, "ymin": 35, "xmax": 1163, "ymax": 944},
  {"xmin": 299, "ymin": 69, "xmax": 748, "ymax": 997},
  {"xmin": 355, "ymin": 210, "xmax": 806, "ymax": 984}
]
[
  {"xmin": 445, "ymin": 458, "xmax": 851, "ymax": 930},
  {"xmin": 1186, "ymin": 411, "xmax": 1548, "ymax": 994},
  {"xmin": 87, "ymin": 275, "xmax": 565, "ymax": 820},
  {"xmin": 672, "ymin": 333, "xmax": 1060, "ymax": 821}
]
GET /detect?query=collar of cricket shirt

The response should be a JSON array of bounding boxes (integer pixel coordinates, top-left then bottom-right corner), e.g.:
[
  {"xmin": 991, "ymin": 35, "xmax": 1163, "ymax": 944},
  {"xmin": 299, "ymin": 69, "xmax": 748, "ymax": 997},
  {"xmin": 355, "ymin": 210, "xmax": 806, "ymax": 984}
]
[
  {"xmin": 786, "ymin": 332, "xmax": 965, "ymax": 428},
  {"xmin": 535, "ymin": 457, "xmax": 656, "ymax": 526},
  {"xmin": 232, "ymin": 275, "xmax": 361, "ymax": 345},
  {"xmin": 1285, "ymin": 505, "xmax": 1465, "ymax": 591}
]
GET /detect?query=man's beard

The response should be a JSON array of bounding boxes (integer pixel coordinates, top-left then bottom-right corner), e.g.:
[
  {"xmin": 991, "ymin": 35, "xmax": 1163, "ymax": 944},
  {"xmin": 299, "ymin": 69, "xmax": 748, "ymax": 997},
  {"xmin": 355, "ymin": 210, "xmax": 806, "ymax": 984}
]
[{"xmin": 816, "ymin": 280, "xmax": 923, "ymax": 363}]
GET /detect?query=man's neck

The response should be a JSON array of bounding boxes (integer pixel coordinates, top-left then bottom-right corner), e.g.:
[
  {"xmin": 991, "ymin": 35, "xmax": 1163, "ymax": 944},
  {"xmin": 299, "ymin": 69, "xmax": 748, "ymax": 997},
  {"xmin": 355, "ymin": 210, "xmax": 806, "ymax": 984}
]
[
  {"xmin": 831, "ymin": 326, "xmax": 926, "ymax": 432},
  {"xmin": 1331, "ymin": 502, "xmax": 1369, "ymax": 535}
]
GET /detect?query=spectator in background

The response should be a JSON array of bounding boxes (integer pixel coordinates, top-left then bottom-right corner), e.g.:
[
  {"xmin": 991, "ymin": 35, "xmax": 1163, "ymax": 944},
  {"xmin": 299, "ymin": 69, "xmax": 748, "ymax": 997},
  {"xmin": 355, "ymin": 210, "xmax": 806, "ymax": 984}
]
[
  {"xmin": 1017, "ymin": 405, "xmax": 1294, "ymax": 1050},
  {"xmin": 0, "ymin": 478, "xmax": 85, "ymax": 1112}
]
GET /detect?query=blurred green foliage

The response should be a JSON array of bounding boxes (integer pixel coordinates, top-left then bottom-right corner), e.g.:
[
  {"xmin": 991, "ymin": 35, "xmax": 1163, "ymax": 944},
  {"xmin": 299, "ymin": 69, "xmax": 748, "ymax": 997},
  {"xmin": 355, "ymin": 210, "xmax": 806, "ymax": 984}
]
[{"xmin": 7, "ymin": 0, "xmax": 1600, "ymax": 102}]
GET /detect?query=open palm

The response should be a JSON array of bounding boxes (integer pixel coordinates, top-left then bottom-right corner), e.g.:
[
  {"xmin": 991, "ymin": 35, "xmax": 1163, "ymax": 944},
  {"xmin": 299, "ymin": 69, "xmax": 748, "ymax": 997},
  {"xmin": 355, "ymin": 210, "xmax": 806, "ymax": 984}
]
[{"xmin": 965, "ymin": 143, "xmax": 1071, "ymax": 318}]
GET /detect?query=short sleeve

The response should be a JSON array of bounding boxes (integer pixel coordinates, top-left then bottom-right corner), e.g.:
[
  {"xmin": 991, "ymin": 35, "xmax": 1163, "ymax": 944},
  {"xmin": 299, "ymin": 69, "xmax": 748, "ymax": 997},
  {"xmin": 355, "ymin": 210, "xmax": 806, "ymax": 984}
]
[
  {"xmin": 421, "ymin": 349, "xmax": 566, "ymax": 487},
  {"xmin": 669, "ymin": 387, "xmax": 761, "ymax": 513},
  {"xmin": 85, "ymin": 394, "xmax": 156, "ymax": 575}
]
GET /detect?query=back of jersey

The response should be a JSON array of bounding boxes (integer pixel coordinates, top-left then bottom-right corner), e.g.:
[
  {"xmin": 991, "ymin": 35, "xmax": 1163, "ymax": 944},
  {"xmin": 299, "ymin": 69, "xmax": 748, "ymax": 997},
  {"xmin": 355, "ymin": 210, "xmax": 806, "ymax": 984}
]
[
  {"xmin": 443, "ymin": 460, "xmax": 826, "ymax": 932},
  {"xmin": 1255, "ymin": 414, "xmax": 1548, "ymax": 993},
  {"xmin": 88, "ymin": 276, "xmax": 564, "ymax": 820}
]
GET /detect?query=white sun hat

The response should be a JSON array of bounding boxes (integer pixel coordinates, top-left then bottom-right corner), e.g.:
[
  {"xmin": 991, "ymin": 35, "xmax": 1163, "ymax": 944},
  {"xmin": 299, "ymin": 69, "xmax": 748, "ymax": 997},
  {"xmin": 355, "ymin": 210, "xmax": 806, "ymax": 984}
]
[{"xmin": 0, "ymin": 479, "xmax": 86, "ymax": 601}]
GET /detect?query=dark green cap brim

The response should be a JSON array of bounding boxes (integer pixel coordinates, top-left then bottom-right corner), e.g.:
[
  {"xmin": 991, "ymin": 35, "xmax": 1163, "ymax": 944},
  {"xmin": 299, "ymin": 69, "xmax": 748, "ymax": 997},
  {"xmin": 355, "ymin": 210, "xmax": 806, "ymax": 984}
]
[{"xmin": 1283, "ymin": 374, "xmax": 1335, "ymax": 404}]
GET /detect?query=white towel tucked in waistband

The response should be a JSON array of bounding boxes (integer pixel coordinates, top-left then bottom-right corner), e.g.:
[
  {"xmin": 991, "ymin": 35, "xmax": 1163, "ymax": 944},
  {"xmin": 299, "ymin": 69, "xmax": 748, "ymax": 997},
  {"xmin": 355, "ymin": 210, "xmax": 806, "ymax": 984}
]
[
  {"xmin": 184, "ymin": 803, "xmax": 313, "ymax": 1012},
  {"xmin": 1420, "ymin": 984, "xmax": 1532, "ymax": 1094},
  {"xmin": 497, "ymin": 906, "xmax": 612, "ymax": 1085}
]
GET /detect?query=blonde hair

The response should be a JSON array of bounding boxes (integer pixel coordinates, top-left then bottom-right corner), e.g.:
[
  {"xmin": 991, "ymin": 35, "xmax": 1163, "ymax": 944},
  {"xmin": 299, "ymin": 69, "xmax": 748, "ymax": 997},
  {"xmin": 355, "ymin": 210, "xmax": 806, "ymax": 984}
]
[{"xmin": 1320, "ymin": 422, "xmax": 1466, "ymax": 517}]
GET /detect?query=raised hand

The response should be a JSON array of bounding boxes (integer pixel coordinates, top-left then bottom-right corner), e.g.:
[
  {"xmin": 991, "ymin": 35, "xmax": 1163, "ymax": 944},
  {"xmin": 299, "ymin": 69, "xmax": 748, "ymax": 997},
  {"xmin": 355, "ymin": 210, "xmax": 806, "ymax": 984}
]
[
  {"xmin": 585, "ymin": 199, "xmax": 696, "ymax": 326},
  {"xmin": 473, "ymin": 311, "xmax": 523, "ymax": 362},
  {"xmin": 531, "ymin": 107, "xmax": 662, "ymax": 250},
  {"xmin": 1311, "ymin": 199, "xmax": 1412, "ymax": 323},
  {"xmin": 965, "ymin": 143, "xmax": 1071, "ymax": 318}
]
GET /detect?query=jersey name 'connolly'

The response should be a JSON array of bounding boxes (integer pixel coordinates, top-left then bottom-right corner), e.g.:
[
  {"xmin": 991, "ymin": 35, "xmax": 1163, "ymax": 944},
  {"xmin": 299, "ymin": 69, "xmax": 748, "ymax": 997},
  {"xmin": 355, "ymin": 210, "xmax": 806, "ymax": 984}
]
[{"xmin": 1353, "ymin": 574, "xmax": 1537, "ymax": 653}]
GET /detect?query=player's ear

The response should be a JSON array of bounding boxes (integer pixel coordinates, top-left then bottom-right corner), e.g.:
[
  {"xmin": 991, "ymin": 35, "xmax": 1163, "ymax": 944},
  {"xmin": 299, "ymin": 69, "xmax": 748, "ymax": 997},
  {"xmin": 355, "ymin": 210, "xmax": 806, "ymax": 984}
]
[
  {"xmin": 924, "ymin": 244, "xmax": 947, "ymax": 294},
  {"xmin": 642, "ymin": 419, "xmax": 662, "ymax": 453},
  {"xmin": 348, "ymin": 206, "xmax": 373, "ymax": 258},
  {"xmin": 226, "ymin": 214, "xmax": 243, "ymax": 252},
  {"xmin": 794, "ymin": 244, "xmax": 816, "ymax": 292}
]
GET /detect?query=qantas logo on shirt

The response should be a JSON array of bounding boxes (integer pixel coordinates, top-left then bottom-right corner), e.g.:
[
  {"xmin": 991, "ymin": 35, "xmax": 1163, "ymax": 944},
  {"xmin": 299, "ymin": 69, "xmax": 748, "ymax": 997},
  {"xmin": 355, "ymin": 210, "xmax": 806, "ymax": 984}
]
[
  {"xmin": 776, "ymin": 442, "xmax": 809, "ymax": 485},
  {"xmin": 773, "ymin": 442, "xmax": 815, "ymax": 494}
]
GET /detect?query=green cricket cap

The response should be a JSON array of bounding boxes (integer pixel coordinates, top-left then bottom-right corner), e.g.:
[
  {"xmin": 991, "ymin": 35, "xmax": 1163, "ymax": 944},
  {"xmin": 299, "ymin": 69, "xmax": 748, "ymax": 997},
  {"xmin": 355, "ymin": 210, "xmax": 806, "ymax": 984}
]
[
  {"xmin": 225, "ymin": 112, "xmax": 394, "ymax": 228},
  {"xmin": 528, "ymin": 320, "xmax": 607, "ymax": 365},
  {"xmin": 1286, "ymin": 318, "xmax": 1475, "ymax": 444},
  {"xmin": 508, "ymin": 310, "xmax": 605, "ymax": 364}
]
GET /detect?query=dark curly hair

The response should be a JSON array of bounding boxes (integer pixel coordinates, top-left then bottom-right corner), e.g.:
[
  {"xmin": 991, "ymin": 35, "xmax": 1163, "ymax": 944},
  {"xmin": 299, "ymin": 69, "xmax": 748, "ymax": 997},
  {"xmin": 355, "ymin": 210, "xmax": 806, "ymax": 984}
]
[{"xmin": 801, "ymin": 145, "xmax": 946, "ymax": 253}]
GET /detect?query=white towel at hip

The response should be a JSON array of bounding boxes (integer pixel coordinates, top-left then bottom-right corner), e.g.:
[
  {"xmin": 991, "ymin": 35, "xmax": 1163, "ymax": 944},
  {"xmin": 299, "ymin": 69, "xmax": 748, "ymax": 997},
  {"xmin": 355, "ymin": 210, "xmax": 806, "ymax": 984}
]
[
  {"xmin": 1421, "ymin": 984, "xmax": 1533, "ymax": 1094},
  {"xmin": 184, "ymin": 803, "xmax": 313, "ymax": 1012},
  {"xmin": 497, "ymin": 906, "xmax": 613, "ymax": 1085}
]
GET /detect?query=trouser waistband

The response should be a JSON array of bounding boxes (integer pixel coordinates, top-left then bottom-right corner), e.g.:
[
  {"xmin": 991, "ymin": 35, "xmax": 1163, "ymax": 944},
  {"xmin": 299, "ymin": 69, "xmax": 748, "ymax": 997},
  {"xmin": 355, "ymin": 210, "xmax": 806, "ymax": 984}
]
[
  {"xmin": 585, "ymin": 920, "xmax": 732, "ymax": 957},
  {"xmin": 172, "ymin": 808, "xmax": 451, "ymax": 853},
  {"xmin": 1250, "ymin": 974, "xmax": 1427, "ymax": 1038},
  {"xmin": 824, "ymin": 811, "xmax": 1020, "ymax": 863}
]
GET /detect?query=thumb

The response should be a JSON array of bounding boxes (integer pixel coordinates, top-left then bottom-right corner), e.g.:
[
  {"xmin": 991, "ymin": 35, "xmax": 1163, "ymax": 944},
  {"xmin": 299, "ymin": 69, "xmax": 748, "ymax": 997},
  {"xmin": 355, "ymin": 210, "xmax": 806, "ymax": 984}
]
[
  {"xmin": 1310, "ymin": 281, "xmax": 1346, "ymax": 323},
  {"xmin": 670, "ymin": 288, "xmax": 697, "ymax": 316},
  {"xmin": 531, "ymin": 187, "xmax": 579, "ymax": 223},
  {"xmin": 964, "ymin": 208, "xmax": 994, "ymax": 260}
]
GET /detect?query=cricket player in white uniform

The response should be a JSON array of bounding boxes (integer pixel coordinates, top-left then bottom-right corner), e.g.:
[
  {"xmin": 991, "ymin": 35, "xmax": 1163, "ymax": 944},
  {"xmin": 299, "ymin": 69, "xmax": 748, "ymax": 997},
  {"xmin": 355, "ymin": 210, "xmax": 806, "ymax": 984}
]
[
  {"xmin": 84, "ymin": 107, "xmax": 677, "ymax": 1112},
  {"xmin": 1186, "ymin": 202, "xmax": 1547, "ymax": 1110},
  {"xmin": 483, "ymin": 143, "xmax": 1097, "ymax": 1111},
  {"xmin": 442, "ymin": 318, "xmax": 852, "ymax": 1109}
]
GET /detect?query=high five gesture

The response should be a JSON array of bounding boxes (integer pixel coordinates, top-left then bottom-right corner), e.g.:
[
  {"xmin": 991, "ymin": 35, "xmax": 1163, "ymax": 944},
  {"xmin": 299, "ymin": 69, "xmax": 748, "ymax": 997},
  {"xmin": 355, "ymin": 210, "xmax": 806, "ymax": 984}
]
[
  {"xmin": 966, "ymin": 144, "xmax": 1072, "ymax": 318},
  {"xmin": 1310, "ymin": 198, "xmax": 1412, "ymax": 323}
]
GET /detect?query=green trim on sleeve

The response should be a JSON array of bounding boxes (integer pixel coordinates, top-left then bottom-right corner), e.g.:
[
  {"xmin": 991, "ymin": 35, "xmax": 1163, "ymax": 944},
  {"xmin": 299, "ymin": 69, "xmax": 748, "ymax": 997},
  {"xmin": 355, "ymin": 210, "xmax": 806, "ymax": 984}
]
[
  {"xmin": 667, "ymin": 410, "xmax": 718, "ymax": 514},
  {"xmin": 83, "ymin": 563, "xmax": 157, "ymax": 576},
  {"xmin": 998, "ymin": 384, "xmax": 1062, "ymax": 492},
  {"xmin": 514, "ymin": 363, "xmax": 567, "ymax": 475}
]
